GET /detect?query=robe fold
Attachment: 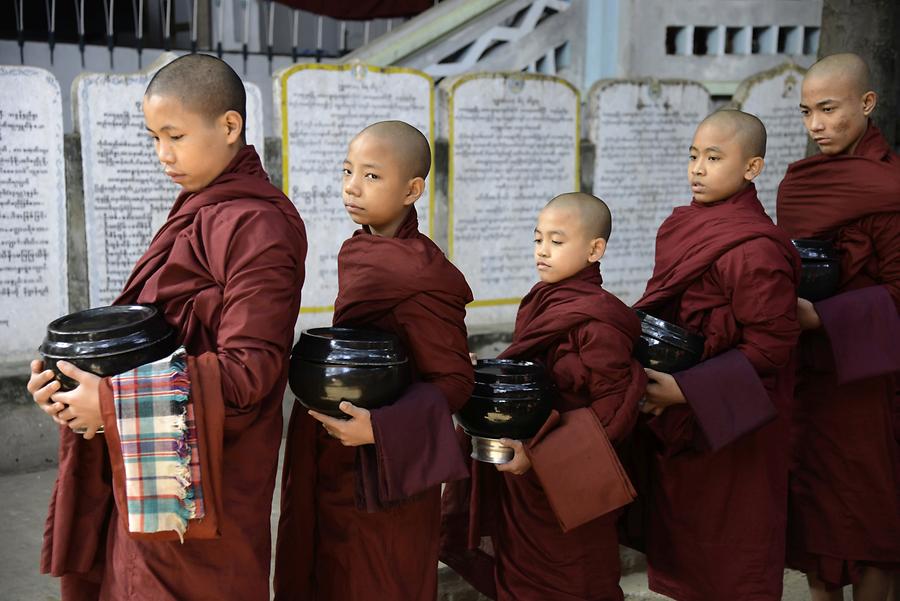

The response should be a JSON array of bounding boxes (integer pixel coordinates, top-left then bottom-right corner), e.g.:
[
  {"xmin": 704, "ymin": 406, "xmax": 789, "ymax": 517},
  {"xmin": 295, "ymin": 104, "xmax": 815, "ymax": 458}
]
[
  {"xmin": 275, "ymin": 209, "xmax": 474, "ymax": 601},
  {"xmin": 441, "ymin": 265, "xmax": 647, "ymax": 601},
  {"xmin": 632, "ymin": 184, "xmax": 801, "ymax": 601},
  {"xmin": 777, "ymin": 122, "xmax": 900, "ymax": 589},
  {"xmin": 40, "ymin": 145, "xmax": 308, "ymax": 600}
]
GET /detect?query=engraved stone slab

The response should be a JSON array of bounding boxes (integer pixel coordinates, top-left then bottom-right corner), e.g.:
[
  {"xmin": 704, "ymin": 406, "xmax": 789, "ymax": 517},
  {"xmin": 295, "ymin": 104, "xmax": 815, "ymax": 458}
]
[
  {"xmin": 588, "ymin": 79, "xmax": 712, "ymax": 305},
  {"xmin": 278, "ymin": 63, "xmax": 434, "ymax": 326},
  {"xmin": 445, "ymin": 73, "xmax": 580, "ymax": 326},
  {"xmin": 0, "ymin": 66, "xmax": 68, "ymax": 366}
]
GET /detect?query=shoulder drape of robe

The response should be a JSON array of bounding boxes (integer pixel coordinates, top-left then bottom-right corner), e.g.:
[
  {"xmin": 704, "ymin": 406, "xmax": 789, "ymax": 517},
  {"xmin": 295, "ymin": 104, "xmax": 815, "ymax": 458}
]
[
  {"xmin": 442, "ymin": 265, "xmax": 647, "ymax": 601},
  {"xmin": 631, "ymin": 184, "xmax": 801, "ymax": 601},
  {"xmin": 275, "ymin": 209, "xmax": 474, "ymax": 601},
  {"xmin": 777, "ymin": 122, "xmax": 900, "ymax": 588},
  {"xmin": 40, "ymin": 146, "xmax": 307, "ymax": 601}
]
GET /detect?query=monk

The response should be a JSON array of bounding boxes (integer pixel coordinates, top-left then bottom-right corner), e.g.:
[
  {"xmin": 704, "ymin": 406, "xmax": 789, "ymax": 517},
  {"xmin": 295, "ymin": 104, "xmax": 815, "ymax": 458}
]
[
  {"xmin": 441, "ymin": 193, "xmax": 647, "ymax": 601},
  {"xmin": 777, "ymin": 53, "xmax": 900, "ymax": 601},
  {"xmin": 26, "ymin": 54, "xmax": 307, "ymax": 600},
  {"xmin": 632, "ymin": 110, "xmax": 801, "ymax": 601},
  {"xmin": 274, "ymin": 121, "xmax": 474, "ymax": 600}
]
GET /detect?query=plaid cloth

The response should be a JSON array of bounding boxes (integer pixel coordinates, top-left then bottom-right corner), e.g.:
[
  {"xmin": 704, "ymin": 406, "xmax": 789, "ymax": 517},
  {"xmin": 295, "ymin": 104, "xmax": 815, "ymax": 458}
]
[{"xmin": 110, "ymin": 347, "xmax": 205, "ymax": 539}]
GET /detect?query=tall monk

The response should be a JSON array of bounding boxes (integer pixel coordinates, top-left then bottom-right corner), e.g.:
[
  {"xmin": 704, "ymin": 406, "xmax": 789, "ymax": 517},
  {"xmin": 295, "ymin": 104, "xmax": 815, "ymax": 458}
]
[
  {"xmin": 777, "ymin": 53, "xmax": 900, "ymax": 601},
  {"xmin": 441, "ymin": 193, "xmax": 647, "ymax": 601},
  {"xmin": 274, "ymin": 121, "xmax": 474, "ymax": 600},
  {"xmin": 26, "ymin": 54, "xmax": 307, "ymax": 600},
  {"xmin": 633, "ymin": 110, "xmax": 801, "ymax": 601}
]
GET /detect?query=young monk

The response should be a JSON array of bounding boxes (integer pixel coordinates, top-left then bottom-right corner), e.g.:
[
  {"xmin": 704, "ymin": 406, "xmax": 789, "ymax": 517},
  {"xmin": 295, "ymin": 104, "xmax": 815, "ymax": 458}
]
[
  {"xmin": 633, "ymin": 109, "xmax": 801, "ymax": 601},
  {"xmin": 274, "ymin": 120, "xmax": 474, "ymax": 600},
  {"xmin": 26, "ymin": 54, "xmax": 307, "ymax": 600},
  {"xmin": 777, "ymin": 53, "xmax": 900, "ymax": 601},
  {"xmin": 441, "ymin": 193, "xmax": 647, "ymax": 601}
]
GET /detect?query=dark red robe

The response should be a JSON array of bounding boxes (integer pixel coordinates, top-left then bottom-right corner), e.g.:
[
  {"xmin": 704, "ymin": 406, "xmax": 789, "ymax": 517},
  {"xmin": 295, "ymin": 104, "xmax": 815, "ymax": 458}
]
[
  {"xmin": 274, "ymin": 209, "xmax": 474, "ymax": 601},
  {"xmin": 441, "ymin": 265, "xmax": 647, "ymax": 601},
  {"xmin": 40, "ymin": 145, "xmax": 308, "ymax": 600},
  {"xmin": 777, "ymin": 122, "xmax": 900, "ymax": 589},
  {"xmin": 632, "ymin": 184, "xmax": 801, "ymax": 601}
]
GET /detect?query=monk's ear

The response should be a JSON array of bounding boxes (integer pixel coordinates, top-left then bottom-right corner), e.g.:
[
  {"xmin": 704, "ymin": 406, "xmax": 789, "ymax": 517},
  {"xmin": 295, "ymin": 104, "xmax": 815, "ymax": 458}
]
[
  {"xmin": 403, "ymin": 177, "xmax": 425, "ymax": 206},
  {"xmin": 744, "ymin": 156, "xmax": 765, "ymax": 182},
  {"xmin": 588, "ymin": 237, "xmax": 607, "ymax": 263},
  {"xmin": 861, "ymin": 90, "xmax": 877, "ymax": 117},
  {"xmin": 222, "ymin": 110, "xmax": 244, "ymax": 145}
]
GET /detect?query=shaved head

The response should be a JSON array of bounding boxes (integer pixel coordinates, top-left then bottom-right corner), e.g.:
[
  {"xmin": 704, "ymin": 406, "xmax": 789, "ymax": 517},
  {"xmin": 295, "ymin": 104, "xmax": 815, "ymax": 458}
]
[
  {"xmin": 354, "ymin": 121, "xmax": 431, "ymax": 180},
  {"xmin": 145, "ymin": 54, "xmax": 246, "ymax": 139},
  {"xmin": 699, "ymin": 109, "xmax": 767, "ymax": 158},
  {"xmin": 805, "ymin": 53, "xmax": 873, "ymax": 97},
  {"xmin": 544, "ymin": 192, "xmax": 612, "ymax": 241}
]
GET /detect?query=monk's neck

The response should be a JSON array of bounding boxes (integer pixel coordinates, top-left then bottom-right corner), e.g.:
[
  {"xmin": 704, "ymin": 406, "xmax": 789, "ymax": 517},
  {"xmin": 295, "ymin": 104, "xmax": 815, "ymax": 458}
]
[{"xmin": 369, "ymin": 208, "xmax": 413, "ymax": 238}]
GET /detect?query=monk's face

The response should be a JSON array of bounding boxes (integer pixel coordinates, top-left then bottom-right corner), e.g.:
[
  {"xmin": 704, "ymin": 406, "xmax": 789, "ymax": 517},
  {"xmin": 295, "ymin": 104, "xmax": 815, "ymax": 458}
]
[
  {"xmin": 688, "ymin": 121, "xmax": 759, "ymax": 203},
  {"xmin": 534, "ymin": 206, "xmax": 601, "ymax": 284},
  {"xmin": 143, "ymin": 94, "xmax": 242, "ymax": 192},
  {"xmin": 800, "ymin": 74, "xmax": 874, "ymax": 155},
  {"xmin": 342, "ymin": 133, "xmax": 421, "ymax": 236}
]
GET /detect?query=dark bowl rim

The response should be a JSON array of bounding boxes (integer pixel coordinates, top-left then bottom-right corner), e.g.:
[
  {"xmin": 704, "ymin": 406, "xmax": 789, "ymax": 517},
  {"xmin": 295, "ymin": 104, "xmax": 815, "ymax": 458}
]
[
  {"xmin": 39, "ymin": 330, "xmax": 178, "ymax": 360},
  {"xmin": 299, "ymin": 326, "xmax": 404, "ymax": 347},
  {"xmin": 45, "ymin": 304, "xmax": 165, "ymax": 339},
  {"xmin": 635, "ymin": 310, "xmax": 705, "ymax": 351},
  {"xmin": 291, "ymin": 355, "xmax": 409, "ymax": 368},
  {"xmin": 791, "ymin": 238, "xmax": 839, "ymax": 260}
]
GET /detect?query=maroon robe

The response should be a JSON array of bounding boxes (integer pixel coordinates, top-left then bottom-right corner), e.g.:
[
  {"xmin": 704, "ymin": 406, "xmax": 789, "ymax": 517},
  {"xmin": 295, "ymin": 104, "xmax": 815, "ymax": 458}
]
[
  {"xmin": 441, "ymin": 265, "xmax": 647, "ymax": 601},
  {"xmin": 777, "ymin": 122, "xmax": 900, "ymax": 588},
  {"xmin": 275, "ymin": 209, "xmax": 473, "ymax": 601},
  {"xmin": 633, "ymin": 184, "xmax": 801, "ymax": 601},
  {"xmin": 39, "ymin": 145, "xmax": 308, "ymax": 601}
]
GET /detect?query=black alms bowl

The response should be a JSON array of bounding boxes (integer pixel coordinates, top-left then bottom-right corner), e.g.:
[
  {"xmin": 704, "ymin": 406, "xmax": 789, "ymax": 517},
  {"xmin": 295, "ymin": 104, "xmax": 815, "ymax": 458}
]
[
  {"xmin": 634, "ymin": 311, "xmax": 705, "ymax": 373},
  {"xmin": 289, "ymin": 327, "xmax": 409, "ymax": 419},
  {"xmin": 792, "ymin": 239, "xmax": 841, "ymax": 302},
  {"xmin": 456, "ymin": 359, "xmax": 552, "ymax": 440},
  {"xmin": 39, "ymin": 305, "xmax": 179, "ymax": 391}
]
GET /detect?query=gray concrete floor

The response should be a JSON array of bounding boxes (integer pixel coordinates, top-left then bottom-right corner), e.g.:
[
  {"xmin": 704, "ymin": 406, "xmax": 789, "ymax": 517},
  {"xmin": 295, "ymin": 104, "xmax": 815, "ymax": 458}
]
[{"xmin": 0, "ymin": 453, "xmax": 843, "ymax": 601}]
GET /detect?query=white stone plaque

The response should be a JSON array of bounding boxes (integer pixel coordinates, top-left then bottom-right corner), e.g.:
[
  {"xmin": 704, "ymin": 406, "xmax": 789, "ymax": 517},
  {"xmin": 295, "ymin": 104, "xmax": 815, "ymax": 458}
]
[
  {"xmin": 77, "ymin": 54, "xmax": 265, "ymax": 306},
  {"xmin": 278, "ymin": 63, "xmax": 434, "ymax": 326},
  {"xmin": 0, "ymin": 66, "xmax": 68, "ymax": 365},
  {"xmin": 731, "ymin": 63, "xmax": 808, "ymax": 218},
  {"xmin": 589, "ymin": 80, "xmax": 712, "ymax": 306},
  {"xmin": 446, "ymin": 73, "xmax": 580, "ymax": 326}
]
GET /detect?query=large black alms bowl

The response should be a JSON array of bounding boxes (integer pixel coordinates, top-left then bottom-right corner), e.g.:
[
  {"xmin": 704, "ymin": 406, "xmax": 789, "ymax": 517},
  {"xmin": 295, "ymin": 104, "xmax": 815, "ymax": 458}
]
[
  {"xmin": 456, "ymin": 359, "xmax": 551, "ymax": 440},
  {"xmin": 792, "ymin": 239, "xmax": 841, "ymax": 302},
  {"xmin": 289, "ymin": 327, "xmax": 409, "ymax": 419},
  {"xmin": 634, "ymin": 310, "xmax": 705, "ymax": 373},
  {"xmin": 40, "ymin": 305, "xmax": 179, "ymax": 391}
]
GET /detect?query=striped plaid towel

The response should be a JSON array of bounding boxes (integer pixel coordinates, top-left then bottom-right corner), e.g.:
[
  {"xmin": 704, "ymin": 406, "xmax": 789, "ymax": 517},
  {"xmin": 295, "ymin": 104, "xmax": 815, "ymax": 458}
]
[{"xmin": 110, "ymin": 347, "xmax": 205, "ymax": 540}]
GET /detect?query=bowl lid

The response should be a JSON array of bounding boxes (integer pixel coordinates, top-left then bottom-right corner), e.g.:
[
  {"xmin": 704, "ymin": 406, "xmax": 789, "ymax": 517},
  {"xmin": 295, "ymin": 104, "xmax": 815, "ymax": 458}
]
[
  {"xmin": 635, "ymin": 310, "xmax": 705, "ymax": 353},
  {"xmin": 294, "ymin": 327, "xmax": 407, "ymax": 366},
  {"xmin": 474, "ymin": 359, "xmax": 545, "ymax": 385},
  {"xmin": 792, "ymin": 238, "xmax": 838, "ymax": 261},
  {"xmin": 45, "ymin": 305, "xmax": 167, "ymax": 342}
]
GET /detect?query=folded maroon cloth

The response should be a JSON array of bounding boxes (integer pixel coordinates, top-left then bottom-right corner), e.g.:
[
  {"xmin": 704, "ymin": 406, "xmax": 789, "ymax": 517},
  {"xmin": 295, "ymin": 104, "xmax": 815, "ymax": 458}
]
[
  {"xmin": 356, "ymin": 382, "xmax": 468, "ymax": 511},
  {"xmin": 526, "ymin": 408, "xmax": 636, "ymax": 532},
  {"xmin": 672, "ymin": 349, "xmax": 776, "ymax": 452},
  {"xmin": 816, "ymin": 286, "xmax": 900, "ymax": 385}
]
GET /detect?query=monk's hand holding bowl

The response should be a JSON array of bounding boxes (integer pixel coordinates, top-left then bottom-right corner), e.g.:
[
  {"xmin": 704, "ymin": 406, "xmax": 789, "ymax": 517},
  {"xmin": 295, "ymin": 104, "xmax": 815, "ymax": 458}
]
[
  {"xmin": 496, "ymin": 439, "xmax": 531, "ymax": 475},
  {"xmin": 642, "ymin": 368, "xmax": 687, "ymax": 416},
  {"xmin": 308, "ymin": 402, "xmax": 375, "ymax": 446},
  {"xmin": 27, "ymin": 359, "xmax": 69, "ymax": 426},
  {"xmin": 796, "ymin": 297, "xmax": 822, "ymax": 331},
  {"xmin": 49, "ymin": 361, "xmax": 103, "ymax": 439}
]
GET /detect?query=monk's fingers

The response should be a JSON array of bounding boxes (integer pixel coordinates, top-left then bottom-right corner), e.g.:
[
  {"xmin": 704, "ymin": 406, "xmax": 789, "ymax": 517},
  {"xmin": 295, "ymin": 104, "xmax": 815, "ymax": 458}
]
[
  {"xmin": 55, "ymin": 361, "xmax": 99, "ymax": 387},
  {"xmin": 498, "ymin": 438, "xmax": 523, "ymax": 451},
  {"xmin": 652, "ymin": 406, "xmax": 665, "ymax": 417},
  {"xmin": 40, "ymin": 399, "xmax": 67, "ymax": 419},
  {"xmin": 31, "ymin": 378, "xmax": 61, "ymax": 405},
  {"xmin": 468, "ymin": 353, "xmax": 478, "ymax": 366},
  {"xmin": 338, "ymin": 401, "xmax": 369, "ymax": 420},
  {"xmin": 308, "ymin": 409, "xmax": 338, "ymax": 426}
]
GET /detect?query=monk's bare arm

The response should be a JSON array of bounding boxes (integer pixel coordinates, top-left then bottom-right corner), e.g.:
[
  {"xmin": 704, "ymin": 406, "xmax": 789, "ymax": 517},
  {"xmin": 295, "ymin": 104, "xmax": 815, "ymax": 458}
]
[
  {"xmin": 206, "ymin": 206, "xmax": 305, "ymax": 411},
  {"xmin": 393, "ymin": 298, "xmax": 474, "ymax": 412},
  {"xmin": 718, "ymin": 239, "xmax": 800, "ymax": 377}
]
